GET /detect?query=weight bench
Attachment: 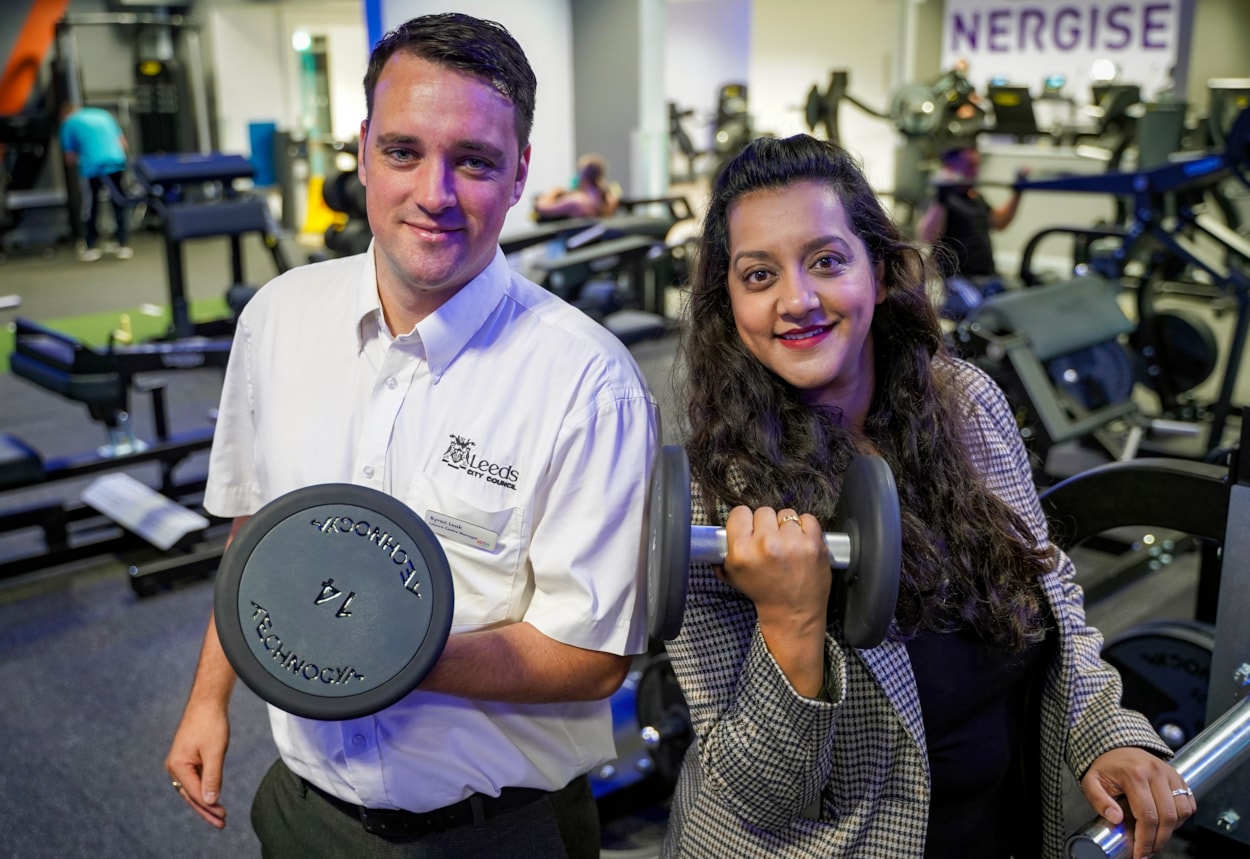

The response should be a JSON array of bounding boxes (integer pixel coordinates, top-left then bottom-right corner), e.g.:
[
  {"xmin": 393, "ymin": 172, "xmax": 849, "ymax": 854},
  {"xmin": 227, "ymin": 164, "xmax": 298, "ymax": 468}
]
[
  {"xmin": 10, "ymin": 319, "xmax": 133, "ymax": 448},
  {"xmin": 160, "ymin": 196, "xmax": 286, "ymax": 338},
  {"xmin": 133, "ymin": 152, "xmax": 289, "ymax": 338},
  {"xmin": 2, "ymin": 319, "xmax": 226, "ymax": 582},
  {"xmin": 528, "ymin": 235, "xmax": 672, "ymax": 345},
  {"xmin": 500, "ymin": 218, "xmax": 600, "ymax": 255},
  {"xmin": 10, "ymin": 317, "xmax": 231, "ymax": 448}
]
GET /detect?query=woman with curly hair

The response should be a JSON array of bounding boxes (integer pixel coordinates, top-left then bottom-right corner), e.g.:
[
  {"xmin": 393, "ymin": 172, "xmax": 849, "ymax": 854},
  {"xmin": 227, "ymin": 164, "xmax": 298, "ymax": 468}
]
[{"xmin": 663, "ymin": 133, "xmax": 1191, "ymax": 859}]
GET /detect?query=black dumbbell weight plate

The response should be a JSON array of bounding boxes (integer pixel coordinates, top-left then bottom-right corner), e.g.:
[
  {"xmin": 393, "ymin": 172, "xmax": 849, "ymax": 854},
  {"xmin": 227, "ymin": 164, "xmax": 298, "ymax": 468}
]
[
  {"xmin": 832, "ymin": 456, "xmax": 902, "ymax": 649},
  {"xmin": 647, "ymin": 445, "xmax": 692, "ymax": 642},
  {"xmin": 214, "ymin": 484, "xmax": 454, "ymax": 721}
]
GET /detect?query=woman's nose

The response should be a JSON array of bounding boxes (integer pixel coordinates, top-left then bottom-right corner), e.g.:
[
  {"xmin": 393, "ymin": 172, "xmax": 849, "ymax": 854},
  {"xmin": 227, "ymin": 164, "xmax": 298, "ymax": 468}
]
[{"xmin": 780, "ymin": 275, "xmax": 819, "ymax": 315}]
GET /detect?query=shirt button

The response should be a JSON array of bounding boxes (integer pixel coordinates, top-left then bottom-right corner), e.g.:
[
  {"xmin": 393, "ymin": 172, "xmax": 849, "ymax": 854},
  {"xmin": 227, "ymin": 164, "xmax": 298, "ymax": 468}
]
[
  {"xmin": 362, "ymin": 466, "xmax": 375, "ymax": 479},
  {"xmin": 386, "ymin": 377, "xmax": 398, "ymax": 390},
  {"xmin": 351, "ymin": 734, "xmax": 367, "ymax": 748}
]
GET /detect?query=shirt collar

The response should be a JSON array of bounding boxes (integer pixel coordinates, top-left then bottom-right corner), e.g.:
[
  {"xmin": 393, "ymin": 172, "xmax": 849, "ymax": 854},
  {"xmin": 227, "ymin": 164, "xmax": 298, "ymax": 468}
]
[{"xmin": 353, "ymin": 243, "xmax": 510, "ymax": 381}]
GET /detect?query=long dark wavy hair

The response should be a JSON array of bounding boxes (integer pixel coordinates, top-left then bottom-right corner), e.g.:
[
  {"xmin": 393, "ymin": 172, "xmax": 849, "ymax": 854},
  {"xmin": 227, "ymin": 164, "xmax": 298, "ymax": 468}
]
[{"xmin": 679, "ymin": 134, "xmax": 1051, "ymax": 650}]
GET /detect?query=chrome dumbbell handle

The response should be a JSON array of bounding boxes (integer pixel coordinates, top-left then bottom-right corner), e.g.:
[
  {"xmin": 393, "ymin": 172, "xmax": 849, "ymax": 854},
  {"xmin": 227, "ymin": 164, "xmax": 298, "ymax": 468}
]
[{"xmin": 689, "ymin": 526, "xmax": 852, "ymax": 570}]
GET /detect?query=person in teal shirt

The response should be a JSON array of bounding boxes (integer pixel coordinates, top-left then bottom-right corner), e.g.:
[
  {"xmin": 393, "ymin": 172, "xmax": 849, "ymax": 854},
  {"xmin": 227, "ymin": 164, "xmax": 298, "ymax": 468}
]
[{"xmin": 59, "ymin": 102, "xmax": 133, "ymax": 261}]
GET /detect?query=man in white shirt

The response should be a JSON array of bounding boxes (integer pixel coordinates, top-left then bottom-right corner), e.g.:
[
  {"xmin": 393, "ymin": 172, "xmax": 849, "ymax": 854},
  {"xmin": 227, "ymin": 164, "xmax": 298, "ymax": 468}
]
[{"xmin": 164, "ymin": 14, "xmax": 658, "ymax": 858}]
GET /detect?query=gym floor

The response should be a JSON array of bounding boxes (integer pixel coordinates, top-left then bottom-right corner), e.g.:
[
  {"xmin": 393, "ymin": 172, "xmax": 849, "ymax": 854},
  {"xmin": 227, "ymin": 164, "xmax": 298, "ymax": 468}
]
[{"xmin": 0, "ymin": 211, "xmax": 1228, "ymax": 857}]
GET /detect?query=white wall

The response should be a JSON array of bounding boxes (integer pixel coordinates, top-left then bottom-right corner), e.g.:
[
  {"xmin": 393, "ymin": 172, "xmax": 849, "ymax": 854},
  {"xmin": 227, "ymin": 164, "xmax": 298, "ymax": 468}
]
[
  {"xmin": 283, "ymin": 5, "xmax": 371, "ymax": 144},
  {"xmin": 748, "ymin": 0, "xmax": 905, "ymax": 193},
  {"xmin": 1186, "ymin": 0, "xmax": 1250, "ymax": 114},
  {"xmin": 205, "ymin": 1, "xmax": 367, "ymax": 157},
  {"xmin": 636, "ymin": 0, "xmax": 670, "ymax": 199},
  {"xmin": 205, "ymin": 6, "xmax": 287, "ymax": 154},
  {"xmin": 664, "ymin": 0, "xmax": 751, "ymax": 155},
  {"xmin": 379, "ymin": 0, "xmax": 575, "ymax": 239}
]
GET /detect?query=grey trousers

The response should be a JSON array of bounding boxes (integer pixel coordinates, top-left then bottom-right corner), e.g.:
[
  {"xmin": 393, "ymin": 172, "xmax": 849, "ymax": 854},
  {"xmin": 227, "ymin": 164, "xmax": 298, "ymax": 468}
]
[{"xmin": 251, "ymin": 758, "xmax": 600, "ymax": 859}]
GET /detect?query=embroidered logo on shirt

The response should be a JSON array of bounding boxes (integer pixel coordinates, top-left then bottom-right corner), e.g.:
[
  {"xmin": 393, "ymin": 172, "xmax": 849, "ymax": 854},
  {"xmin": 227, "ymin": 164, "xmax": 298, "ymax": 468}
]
[{"xmin": 441, "ymin": 434, "xmax": 519, "ymax": 490}]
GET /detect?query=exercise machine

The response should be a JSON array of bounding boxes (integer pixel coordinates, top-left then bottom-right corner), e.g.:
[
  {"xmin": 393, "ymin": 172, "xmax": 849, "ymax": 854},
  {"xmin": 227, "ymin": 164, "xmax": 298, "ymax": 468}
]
[
  {"xmin": 1011, "ymin": 106, "xmax": 1250, "ymax": 457},
  {"xmin": 1, "ymin": 316, "xmax": 229, "ymax": 583},
  {"xmin": 1046, "ymin": 419, "xmax": 1250, "ymax": 856},
  {"xmin": 802, "ymin": 66, "xmax": 989, "ymax": 221},
  {"xmin": 0, "ymin": 111, "xmax": 71, "ymax": 260},
  {"xmin": 53, "ymin": 11, "xmax": 213, "ymax": 157},
  {"xmin": 131, "ymin": 151, "xmax": 290, "ymax": 339},
  {"xmin": 501, "ymin": 195, "xmax": 694, "ymax": 345}
]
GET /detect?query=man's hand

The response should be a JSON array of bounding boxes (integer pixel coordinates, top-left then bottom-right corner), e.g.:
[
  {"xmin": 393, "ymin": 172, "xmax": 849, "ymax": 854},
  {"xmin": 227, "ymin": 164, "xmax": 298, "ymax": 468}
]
[{"xmin": 165, "ymin": 699, "xmax": 231, "ymax": 829}]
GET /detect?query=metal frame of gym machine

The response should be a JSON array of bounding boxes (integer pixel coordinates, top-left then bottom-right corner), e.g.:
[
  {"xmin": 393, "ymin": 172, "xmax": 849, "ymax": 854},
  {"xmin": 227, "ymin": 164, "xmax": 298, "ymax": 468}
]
[
  {"xmin": 1046, "ymin": 418, "xmax": 1250, "ymax": 856},
  {"xmin": 54, "ymin": 10, "xmax": 213, "ymax": 159}
]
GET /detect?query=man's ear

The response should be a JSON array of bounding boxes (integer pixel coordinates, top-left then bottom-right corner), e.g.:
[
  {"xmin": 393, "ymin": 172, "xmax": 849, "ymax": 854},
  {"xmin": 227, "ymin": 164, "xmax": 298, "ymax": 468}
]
[
  {"xmin": 357, "ymin": 120, "xmax": 369, "ymax": 186},
  {"xmin": 511, "ymin": 144, "xmax": 532, "ymax": 207}
]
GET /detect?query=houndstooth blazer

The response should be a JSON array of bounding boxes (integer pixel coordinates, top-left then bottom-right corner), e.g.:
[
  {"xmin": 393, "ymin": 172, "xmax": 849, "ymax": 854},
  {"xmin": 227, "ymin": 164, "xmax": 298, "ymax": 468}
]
[{"xmin": 662, "ymin": 358, "xmax": 1172, "ymax": 859}]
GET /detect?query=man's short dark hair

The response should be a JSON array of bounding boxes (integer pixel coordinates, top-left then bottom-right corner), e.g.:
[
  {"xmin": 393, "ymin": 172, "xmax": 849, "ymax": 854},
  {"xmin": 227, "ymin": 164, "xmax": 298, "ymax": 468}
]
[{"xmin": 363, "ymin": 13, "xmax": 537, "ymax": 151}]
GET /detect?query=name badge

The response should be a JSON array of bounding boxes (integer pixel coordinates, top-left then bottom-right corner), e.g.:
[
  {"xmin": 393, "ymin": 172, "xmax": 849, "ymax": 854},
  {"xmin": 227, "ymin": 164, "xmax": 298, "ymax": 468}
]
[{"xmin": 425, "ymin": 510, "xmax": 499, "ymax": 552}]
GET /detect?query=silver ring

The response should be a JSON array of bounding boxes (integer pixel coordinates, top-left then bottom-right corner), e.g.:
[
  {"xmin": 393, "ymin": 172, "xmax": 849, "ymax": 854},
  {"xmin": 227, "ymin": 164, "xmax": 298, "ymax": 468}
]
[
  {"xmin": 779, "ymin": 514, "xmax": 801, "ymax": 525},
  {"xmin": 1172, "ymin": 787, "xmax": 1193, "ymax": 797},
  {"xmin": 171, "ymin": 780, "xmax": 183, "ymax": 791}
]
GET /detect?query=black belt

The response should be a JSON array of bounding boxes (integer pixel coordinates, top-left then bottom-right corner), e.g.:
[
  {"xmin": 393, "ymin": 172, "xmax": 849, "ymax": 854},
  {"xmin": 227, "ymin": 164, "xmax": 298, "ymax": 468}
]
[{"xmin": 303, "ymin": 778, "xmax": 550, "ymax": 838}]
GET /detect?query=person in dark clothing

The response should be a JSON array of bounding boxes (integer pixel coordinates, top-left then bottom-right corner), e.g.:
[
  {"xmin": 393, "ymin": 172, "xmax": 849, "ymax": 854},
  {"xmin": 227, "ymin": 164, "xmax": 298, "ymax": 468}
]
[{"xmin": 917, "ymin": 144, "xmax": 1025, "ymax": 318}]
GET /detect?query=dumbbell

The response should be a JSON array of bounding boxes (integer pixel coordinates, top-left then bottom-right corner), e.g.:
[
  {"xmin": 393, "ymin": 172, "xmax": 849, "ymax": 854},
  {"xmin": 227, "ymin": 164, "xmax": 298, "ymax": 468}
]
[
  {"xmin": 646, "ymin": 445, "xmax": 902, "ymax": 648},
  {"xmin": 213, "ymin": 484, "xmax": 456, "ymax": 720},
  {"xmin": 213, "ymin": 446, "xmax": 901, "ymax": 720}
]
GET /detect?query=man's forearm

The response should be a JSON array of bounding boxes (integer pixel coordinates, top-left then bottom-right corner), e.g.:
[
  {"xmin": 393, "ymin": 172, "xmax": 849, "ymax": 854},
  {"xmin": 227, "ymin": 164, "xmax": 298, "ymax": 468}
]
[
  {"xmin": 184, "ymin": 517, "xmax": 249, "ymax": 710},
  {"xmin": 422, "ymin": 621, "xmax": 630, "ymax": 703},
  {"xmin": 991, "ymin": 193, "xmax": 1022, "ymax": 230},
  {"xmin": 184, "ymin": 611, "xmax": 238, "ymax": 710}
]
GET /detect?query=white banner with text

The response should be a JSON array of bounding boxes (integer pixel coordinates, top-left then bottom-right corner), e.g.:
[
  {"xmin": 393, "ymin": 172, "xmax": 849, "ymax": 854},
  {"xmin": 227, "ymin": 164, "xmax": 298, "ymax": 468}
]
[{"xmin": 940, "ymin": 0, "xmax": 1192, "ymax": 105}]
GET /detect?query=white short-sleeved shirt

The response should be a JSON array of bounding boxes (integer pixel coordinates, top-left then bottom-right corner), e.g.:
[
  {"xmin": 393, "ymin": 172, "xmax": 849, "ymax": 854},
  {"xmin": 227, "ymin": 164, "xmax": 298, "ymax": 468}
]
[{"xmin": 205, "ymin": 244, "xmax": 658, "ymax": 812}]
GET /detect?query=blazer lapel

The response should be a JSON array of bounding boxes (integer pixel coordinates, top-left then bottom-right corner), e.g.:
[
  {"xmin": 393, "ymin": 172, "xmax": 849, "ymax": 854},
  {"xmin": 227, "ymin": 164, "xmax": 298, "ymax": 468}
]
[{"xmin": 856, "ymin": 640, "xmax": 928, "ymax": 768}]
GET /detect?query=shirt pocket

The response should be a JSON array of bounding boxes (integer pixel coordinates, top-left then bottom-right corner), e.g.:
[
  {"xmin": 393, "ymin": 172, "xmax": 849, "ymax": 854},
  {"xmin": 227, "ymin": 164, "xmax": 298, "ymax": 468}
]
[{"xmin": 404, "ymin": 466, "xmax": 527, "ymax": 630}]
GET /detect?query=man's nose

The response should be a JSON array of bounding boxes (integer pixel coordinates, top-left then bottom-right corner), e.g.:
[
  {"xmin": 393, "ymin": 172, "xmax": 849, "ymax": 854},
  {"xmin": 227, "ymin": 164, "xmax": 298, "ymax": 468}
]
[{"xmin": 413, "ymin": 159, "xmax": 456, "ymax": 212}]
